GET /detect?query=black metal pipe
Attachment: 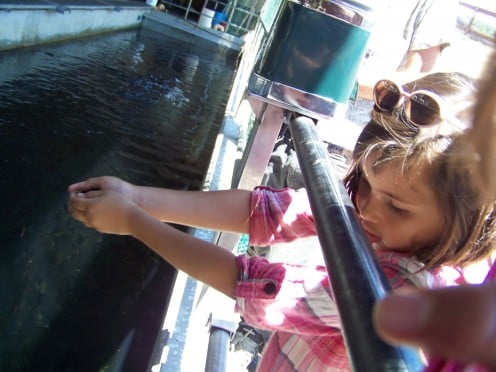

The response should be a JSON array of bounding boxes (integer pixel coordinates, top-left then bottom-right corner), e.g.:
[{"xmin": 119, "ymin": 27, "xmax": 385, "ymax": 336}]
[
  {"xmin": 288, "ymin": 116, "xmax": 423, "ymax": 371},
  {"xmin": 204, "ymin": 317, "xmax": 238, "ymax": 372},
  {"xmin": 204, "ymin": 327, "xmax": 230, "ymax": 372}
]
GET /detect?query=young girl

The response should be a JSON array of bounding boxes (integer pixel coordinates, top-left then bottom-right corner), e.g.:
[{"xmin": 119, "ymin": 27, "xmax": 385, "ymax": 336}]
[
  {"xmin": 373, "ymin": 52, "xmax": 496, "ymax": 370},
  {"xmin": 68, "ymin": 72, "xmax": 496, "ymax": 370}
]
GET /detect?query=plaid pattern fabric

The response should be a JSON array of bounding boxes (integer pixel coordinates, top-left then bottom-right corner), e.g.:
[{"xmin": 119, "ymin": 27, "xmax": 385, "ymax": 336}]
[{"xmin": 233, "ymin": 186, "xmax": 467, "ymax": 371}]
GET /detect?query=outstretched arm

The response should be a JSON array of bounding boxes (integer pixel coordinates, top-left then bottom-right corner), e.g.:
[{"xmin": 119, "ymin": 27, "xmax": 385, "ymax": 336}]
[
  {"xmin": 68, "ymin": 189, "xmax": 239, "ymax": 297},
  {"xmin": 68, "ymin": 176, "xmax": 252, "ymax": 233}
]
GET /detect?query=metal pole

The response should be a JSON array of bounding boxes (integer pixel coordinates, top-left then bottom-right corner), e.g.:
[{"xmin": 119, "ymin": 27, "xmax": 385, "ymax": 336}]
[
  {"xmin": 288, "ymin": 116, "xmax": 423, "ymax": 371},
  {"xmin": 204, "ymin": 318, "xmax": 238, "ymax": 372}
]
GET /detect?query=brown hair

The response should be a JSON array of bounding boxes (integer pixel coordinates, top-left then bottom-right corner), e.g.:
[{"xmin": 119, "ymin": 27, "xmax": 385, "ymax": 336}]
[{"xmin": 344, "ymin": 72, "xmax": 496, "ymax": 270}]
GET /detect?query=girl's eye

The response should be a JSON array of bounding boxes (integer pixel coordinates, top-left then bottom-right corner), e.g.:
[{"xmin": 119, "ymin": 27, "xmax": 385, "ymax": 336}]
[{"xmin": 387, "ymin": 200, "xmax": 408, "ymax": 215}]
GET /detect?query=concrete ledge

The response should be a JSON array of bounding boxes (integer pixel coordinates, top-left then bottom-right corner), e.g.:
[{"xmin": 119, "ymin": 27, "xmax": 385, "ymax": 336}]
[{"xmin": 0, "ymin": 5, "xmax": 151, "ymax": 51}]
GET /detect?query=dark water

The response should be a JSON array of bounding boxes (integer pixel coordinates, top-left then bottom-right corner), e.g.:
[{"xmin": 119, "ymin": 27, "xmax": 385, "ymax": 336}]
[{"xmin": 0, "ymin": 27, "xmax": 237, "ymax": 371}]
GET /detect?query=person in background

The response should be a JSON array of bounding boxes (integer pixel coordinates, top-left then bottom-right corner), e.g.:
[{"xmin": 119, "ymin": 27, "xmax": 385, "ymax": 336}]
[
  {"xmin": 357, "ymin": 0, "xmax": 458, "ymax": 99},
  {"xmin": 373, "ymin": 50, "xmax": 496, "ymax": 371},
  {"xmin": 397, "ymin": 0, "xmax": 455, "ymax": 73},
  {"xmin": 67, "ymin": 71, "xmax": 495, "ymax": 370}
]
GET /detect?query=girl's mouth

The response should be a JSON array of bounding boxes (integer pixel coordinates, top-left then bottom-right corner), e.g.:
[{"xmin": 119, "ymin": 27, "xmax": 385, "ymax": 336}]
[
  {"xmin": 359, "ymin": 218, "xmax": 380, "ymax": 244},
  {"xmin": 364, "ymin": 229, "xmax": 380, "ymax": 244}
]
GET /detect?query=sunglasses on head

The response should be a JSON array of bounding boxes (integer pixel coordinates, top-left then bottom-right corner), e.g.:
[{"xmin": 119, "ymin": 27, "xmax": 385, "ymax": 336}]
[{"xmin": 372, "ymin": 79, "xmax": 466, "ymax": 130}]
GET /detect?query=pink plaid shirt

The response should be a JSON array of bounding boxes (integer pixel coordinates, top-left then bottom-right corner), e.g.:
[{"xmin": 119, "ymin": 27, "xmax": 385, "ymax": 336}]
[{"xmin": 234, "ymin": 186, "xmax": 467, "ymax": 371}]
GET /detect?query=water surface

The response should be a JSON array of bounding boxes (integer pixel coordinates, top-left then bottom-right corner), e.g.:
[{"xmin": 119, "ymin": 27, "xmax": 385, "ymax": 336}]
[{"xmin": 0, "ymin": 27, "xmax": 237, "ymax": 371}]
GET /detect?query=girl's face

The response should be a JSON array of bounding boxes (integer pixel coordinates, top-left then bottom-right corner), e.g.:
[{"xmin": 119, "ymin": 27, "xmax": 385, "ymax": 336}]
[{"xmin": 355, "ymin": 158, "xmax": 445, "ymax": 253}]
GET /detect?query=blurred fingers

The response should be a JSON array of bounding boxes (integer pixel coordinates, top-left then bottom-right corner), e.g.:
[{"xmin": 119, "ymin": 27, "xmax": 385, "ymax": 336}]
[
  {"xmin": 373, "ymin": 285, "xmax": 496, "ymax": 367},
  {"xmin": 67, "ymin": 177, "xmax": 102, "ymax": 193}
]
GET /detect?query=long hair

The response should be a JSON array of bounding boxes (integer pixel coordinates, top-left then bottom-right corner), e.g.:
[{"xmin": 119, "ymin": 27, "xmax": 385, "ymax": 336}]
[{"xmin": 344, "ymin": 72, "xmax": 496, "ymax": 270}]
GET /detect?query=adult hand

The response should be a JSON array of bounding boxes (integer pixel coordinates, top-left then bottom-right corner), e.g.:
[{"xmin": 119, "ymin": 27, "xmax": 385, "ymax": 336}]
[
  {"xmin": 373, "ymin": 285, "xmax": 496, "ymax": 369},
  {"xmin": 68, "ymin": 189, "xmax": 138, "ymax": 235}
]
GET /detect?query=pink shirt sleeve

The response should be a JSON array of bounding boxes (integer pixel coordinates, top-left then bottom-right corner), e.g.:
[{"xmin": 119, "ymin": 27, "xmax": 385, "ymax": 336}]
[
  {"xmin": 249, "ymin": 186, "xmax": 316, "ymax": 246},
  {"xmin": 234, "ymin": 254, "xmax": 343, "ymax": 335},
  {"xmin": 233, "ymin": 251, "xmax": 464, "ymax": 335}
]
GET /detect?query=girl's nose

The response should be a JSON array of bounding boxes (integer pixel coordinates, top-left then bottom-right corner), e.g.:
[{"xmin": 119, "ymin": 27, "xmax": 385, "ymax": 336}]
[{"xmin": 358, "ymin": 192, "xmax": 381, "ymax": 224}]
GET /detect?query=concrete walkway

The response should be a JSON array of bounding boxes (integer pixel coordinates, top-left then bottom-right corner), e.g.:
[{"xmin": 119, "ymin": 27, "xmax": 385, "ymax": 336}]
[{"xmin": 0, "ymin": 0, "xmax": 152, "ymax": 51}]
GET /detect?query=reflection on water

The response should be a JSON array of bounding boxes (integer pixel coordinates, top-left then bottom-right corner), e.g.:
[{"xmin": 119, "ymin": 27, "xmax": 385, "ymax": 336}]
[{"xmin": 0, "ymin": 27, "xmax": 237, "ymax": 371}]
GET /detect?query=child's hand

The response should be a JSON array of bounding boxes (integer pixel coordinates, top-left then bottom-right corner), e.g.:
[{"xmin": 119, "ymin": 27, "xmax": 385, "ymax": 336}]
[
  {"xmin": 68, "ymin": 176, "xmax": 135, "ymax": 200},
  {"xmin": 68, "ymin": 189, "xmax": 137, "ymax": 235}
]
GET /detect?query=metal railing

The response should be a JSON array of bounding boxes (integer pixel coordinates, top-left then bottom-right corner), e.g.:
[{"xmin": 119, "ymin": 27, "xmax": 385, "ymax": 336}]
[
  {"xmin": 289, "ymin": 115, "xmax": 423, "ymax": 371},
  {"xmin": 154, "ymin": 0, "xmax": 266, "ymax": 38},
  {"xmin": 458, "ymin": 1, "xmax": 496, "ymax": 42}
]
